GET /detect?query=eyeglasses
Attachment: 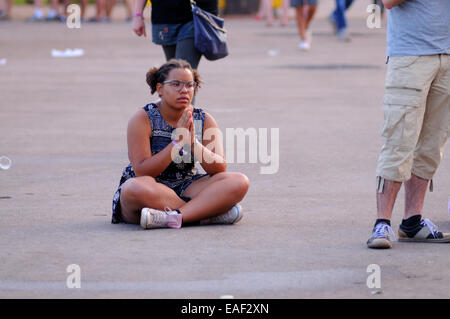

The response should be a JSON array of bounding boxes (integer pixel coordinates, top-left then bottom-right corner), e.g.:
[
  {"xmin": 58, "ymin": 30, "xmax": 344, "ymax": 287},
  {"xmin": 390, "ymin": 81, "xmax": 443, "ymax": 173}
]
[{"xmin": 163, "ymin": 80, "xmax": 197, "ymax": 92}]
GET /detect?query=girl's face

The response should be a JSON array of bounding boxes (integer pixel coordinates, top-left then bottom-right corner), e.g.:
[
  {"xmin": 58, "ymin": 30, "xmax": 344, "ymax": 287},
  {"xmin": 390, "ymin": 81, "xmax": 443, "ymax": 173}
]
[{"xmin": 157, "ymin": 68, "xmax": 196, "ymax": 110}]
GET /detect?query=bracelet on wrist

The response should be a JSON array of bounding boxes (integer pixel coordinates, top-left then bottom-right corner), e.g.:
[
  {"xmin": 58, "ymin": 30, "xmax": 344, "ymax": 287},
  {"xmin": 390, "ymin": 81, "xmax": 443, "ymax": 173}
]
[
  {"xmin": 133, "ymin": 13, "xmax": 143, "ymax": 18},
  {"xmin": 172, "ymin": 140, "xmax": 187, "ymax": 155}
]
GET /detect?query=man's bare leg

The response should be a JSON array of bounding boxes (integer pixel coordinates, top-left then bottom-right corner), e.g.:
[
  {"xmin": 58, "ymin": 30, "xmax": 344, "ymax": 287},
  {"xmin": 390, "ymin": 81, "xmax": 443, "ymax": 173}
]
[
  {"xmin": 376, "ymin": 179, "xmax": 402, "ymax": 220},
  {"xmin": 403, "ymin": 174, "xmax": 428, "ymax": 219}
]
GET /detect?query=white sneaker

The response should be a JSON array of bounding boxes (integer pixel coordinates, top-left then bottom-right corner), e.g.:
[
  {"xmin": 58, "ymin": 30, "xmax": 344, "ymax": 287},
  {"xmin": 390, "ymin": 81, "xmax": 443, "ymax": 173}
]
[
  {"xmin": 298, "ymin": 40, "xmax": 310, "ymax": 51},
  {"xmin": 200, "ymin": 204, "xmax": 243, "ymax": 225},
  {"xmin": 367, "ymin": 222, "xmax": 395, "ymax": 249},
  {"xmin": 140, "ymin": 207, "xmax": 182, "ymax": 229}
]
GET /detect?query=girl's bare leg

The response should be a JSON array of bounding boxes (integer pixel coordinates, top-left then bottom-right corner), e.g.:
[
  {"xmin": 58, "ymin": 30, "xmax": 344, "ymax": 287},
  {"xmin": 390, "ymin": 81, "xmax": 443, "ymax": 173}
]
[
  {"xmin": 305, "ymin": 5, "xmax": 317, "ymax": 29},
  {"xmin": 295, "ymin": 6, "xmax": 307, "ymax": 41},
  {"xmin": 96, "ymin": 0, "xmax": 105, "ymax": 20},
  {"xmin": 280, "ymin": 0, "xmax": 289, "ymax": 26},
  {"xmin": 263, "ymin": 0, "xmax": 273, "ymax": 26},
  {"xmin": 124, "ymin": 0, "xmax": 133, "ymax": 19},
  {"xmin": 119, "ymin": 172, "xmax": 249, "ymax": 225},
  {"xmin": 81, "ymin": 0, "xmax": 88, "ymax": 20},
  {"xmin": 105, "ymin": 0, "xmax": 116, "ymax": 19},
  {"xmin": 179, "ymin": 172, "xmax": 250, "ymax": 223},
  {"xmin": 119, "ymin": 176, "xmax": 186, "ymax": 224},
  {"xmin": 6, "ymin": 0, "xmax": 12, "ymax": 16}
]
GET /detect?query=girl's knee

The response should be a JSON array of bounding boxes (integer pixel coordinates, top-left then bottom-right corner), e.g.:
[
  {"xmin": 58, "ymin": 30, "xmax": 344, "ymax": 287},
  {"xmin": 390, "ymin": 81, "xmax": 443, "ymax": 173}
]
[
  {"xmin": 237, "ymin": 173, "xmax": 250, "ymax": 191},
  {"xmin": 121, "ymin": 176, "xmax": 157, "ymax": 202},
  {"xmin": 228, "ymin": 172, "xmax": 250, "ymax": 198}
]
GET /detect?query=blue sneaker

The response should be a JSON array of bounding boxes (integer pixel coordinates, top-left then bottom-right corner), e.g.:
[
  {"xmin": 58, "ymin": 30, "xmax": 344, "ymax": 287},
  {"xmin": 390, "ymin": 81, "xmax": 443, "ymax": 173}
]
[{"xmin": 367, "ymin": 222, "xmax": 395, "ymax": 249}]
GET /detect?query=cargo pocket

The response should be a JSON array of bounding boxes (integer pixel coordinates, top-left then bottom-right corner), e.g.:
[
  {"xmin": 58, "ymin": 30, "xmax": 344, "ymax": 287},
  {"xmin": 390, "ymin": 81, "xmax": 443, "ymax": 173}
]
[
  {"xmin": 388, "ymin": 56, "xmax": 420, "ymax": 70},
  {"xmin": 381, "ymin": 90, "xmax": 423, "ymax": 151}
]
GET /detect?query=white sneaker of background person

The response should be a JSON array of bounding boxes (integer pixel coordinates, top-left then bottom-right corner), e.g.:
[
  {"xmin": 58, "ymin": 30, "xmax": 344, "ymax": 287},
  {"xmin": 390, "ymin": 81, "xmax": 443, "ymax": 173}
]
[
  {"xmin": 337, "ymin": 28, "xmax": 351, "ymax": 42},
  {"xmin": 298, "ymin": 40, "xmax": 310, "ymax": 51},
  {"xmin": 45, "ymin": 9, "xmax": 58, "ymax": 20},
  {"xmin": 30, "ymin": 8, "xmax": 43, "ymax": 21}
]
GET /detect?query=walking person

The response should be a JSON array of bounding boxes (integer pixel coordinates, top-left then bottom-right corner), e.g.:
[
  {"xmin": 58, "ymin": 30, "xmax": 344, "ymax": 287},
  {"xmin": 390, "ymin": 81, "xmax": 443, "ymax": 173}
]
[
  {"xmin": 112, "ymin": 59, "xmax": 250, "ymax": 229},
  {"xmin": 28, "ymin": 0, "xmax": 62, "ymax": 21},
  {"xmin": 132, "ymin": 0, "xmax": 219, "ymax": 70},
  {"xmin": 328, "ymin": 0, "xmax": 353, "ymax": 41},
  {"xmin": 0, "ymin": 0, "xmax": 12, "ymax": 20},
  {"xmin": 291, "ymin": 0, "xmax": 317, "ymax": 51},
  {"xmin": 367, "ymin": 0, "xmax": 450, "ymax": 249},
  {"xmin": 256, "ymin": 0, "xmax": 289, "ymax": 27},
  {"xmin": 88, "ymin": 0, "xmax": 116, "ymax": 22}
]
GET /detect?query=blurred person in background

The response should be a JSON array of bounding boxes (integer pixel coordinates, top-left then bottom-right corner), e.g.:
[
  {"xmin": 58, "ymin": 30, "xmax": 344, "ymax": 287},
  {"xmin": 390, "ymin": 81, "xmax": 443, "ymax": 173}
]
[
  {"xmin": 132, "ymin": 0, "xmax": 219, "ymax": 70},
  {"xmin": 328, "ymin": 0, "xmax": 353, "ymax": 41},
  {"xmin": 89, "ymin": 0, "xmax": 116, "ymax": 22},
  {"xmin": 28, "ymin": 0, "xmax": 58, "ymax": 21},
  {"xmin": 291, "ymin": 0, "xmax": 317, "ymax": 51},
  {"xmin": 255, "ymin": 0, "xmax": 289, "ymax": 27},
  {"xmin": 28, "ymin": 0, "xmax": 75, "ymax": 21},
  {"xmin": 0, "ymin": 0, "xmax": 12, "ymax": 20}
]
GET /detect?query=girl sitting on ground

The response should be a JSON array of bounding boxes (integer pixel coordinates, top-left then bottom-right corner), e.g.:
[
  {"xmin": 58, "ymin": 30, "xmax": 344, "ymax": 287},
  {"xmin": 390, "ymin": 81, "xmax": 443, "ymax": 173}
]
[{"xmin": 112, "ymin": 59, "xmax": 250, "ymax": 229}]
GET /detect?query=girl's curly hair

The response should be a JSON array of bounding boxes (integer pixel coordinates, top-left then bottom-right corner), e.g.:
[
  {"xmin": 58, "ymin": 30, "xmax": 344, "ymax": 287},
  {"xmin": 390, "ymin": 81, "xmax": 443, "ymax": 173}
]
[{"xmin": 146, "ymin": 59, "xmax": 202, "ymax": 94}]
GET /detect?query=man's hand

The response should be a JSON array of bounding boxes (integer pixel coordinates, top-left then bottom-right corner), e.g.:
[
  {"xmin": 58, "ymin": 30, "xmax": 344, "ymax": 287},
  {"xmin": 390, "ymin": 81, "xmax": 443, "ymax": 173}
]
[{"xmin": 382, "ymin": 0, "xmax": 406, "ymax": 10}]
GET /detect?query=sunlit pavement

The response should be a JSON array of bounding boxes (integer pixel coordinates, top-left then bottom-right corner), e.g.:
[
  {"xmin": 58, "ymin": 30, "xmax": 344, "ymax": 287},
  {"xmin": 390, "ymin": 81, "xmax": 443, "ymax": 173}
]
[{"xmin": 1, "ymin": 2, "xmax": 449, "ymax": 298}]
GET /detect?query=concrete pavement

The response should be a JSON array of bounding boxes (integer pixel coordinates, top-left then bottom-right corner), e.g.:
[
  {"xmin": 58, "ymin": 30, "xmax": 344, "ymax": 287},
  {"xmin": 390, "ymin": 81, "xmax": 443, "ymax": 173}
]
[{"xmin": 1, "ymin": 2, "xmax": 449, "ymax": 298}]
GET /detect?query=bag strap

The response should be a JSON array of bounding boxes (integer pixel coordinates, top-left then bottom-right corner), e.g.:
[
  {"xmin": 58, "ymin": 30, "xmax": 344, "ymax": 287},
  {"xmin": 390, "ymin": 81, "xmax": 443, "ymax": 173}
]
[{"xmin": 191, "ymin": 0, "xmax": 227, "ymax": 34}]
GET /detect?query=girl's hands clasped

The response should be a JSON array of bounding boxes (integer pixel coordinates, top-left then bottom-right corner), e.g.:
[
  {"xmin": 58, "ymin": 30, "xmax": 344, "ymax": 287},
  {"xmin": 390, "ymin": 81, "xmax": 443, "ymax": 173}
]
[{"xmin": 174, "ymin": 106, "xmax": 194, "ymax": 146}]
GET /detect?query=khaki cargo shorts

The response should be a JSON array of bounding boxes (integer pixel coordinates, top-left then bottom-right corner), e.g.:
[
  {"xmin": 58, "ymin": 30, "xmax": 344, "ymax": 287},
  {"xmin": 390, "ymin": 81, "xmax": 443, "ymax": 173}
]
[{"xmin": 376, "ymin": 54, "xmax": 450, "ymax": 183}]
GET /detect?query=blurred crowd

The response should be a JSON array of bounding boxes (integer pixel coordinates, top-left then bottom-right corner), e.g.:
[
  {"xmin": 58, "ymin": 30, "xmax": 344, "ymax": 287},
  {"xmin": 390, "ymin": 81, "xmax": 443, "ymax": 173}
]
[
  {"xmin": 254, "ymin": 0, "xmax": 385, "ymax": 49},
  {"xmin": 0, "ymin": 0, "xmax": 134, "ymax": 22}
]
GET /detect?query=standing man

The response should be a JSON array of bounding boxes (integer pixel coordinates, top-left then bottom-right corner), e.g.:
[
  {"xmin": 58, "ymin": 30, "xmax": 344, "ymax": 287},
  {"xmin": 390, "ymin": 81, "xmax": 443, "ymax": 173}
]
[{"xmin": 367, "ymin": 0, "xmax": 450, "ymax": 249}]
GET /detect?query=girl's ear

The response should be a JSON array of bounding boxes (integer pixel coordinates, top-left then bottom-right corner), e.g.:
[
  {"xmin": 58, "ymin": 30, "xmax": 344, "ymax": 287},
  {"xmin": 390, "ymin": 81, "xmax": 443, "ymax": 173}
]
[{"xmin": 156, "ymin": 82, "xmax": 163, "ymax": 97}]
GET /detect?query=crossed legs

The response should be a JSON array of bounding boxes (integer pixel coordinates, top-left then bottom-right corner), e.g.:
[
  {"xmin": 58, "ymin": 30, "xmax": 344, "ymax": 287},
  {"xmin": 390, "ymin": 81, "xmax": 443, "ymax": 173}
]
[{"xmin": 119, "ymin": 172, "xmax": 250, "ymax": 225}]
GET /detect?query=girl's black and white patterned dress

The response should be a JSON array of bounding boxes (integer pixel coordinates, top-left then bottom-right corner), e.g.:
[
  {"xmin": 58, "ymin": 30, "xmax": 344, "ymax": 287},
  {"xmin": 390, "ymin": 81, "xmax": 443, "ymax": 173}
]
[{"xmin": 111, "ymin": 103, "xmax": 208, "ymax": 223}]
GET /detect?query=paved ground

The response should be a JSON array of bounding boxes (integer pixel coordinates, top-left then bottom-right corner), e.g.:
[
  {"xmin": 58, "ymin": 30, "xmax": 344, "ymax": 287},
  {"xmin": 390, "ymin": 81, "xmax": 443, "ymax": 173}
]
[{"xmin": 1, "ymin": 2, "xmax": 450, "ymax": 299}]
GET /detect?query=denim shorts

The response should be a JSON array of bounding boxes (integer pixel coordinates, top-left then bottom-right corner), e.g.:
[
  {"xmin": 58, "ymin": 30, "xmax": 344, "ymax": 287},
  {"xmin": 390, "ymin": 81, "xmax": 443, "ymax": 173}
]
[
  {"xmin": 290, "ymin": 0, "xmax": 318, "ymax": 6},
  {"xmin": 152, "ymin": 21, "xmax": 195, "ymax": 46}
]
